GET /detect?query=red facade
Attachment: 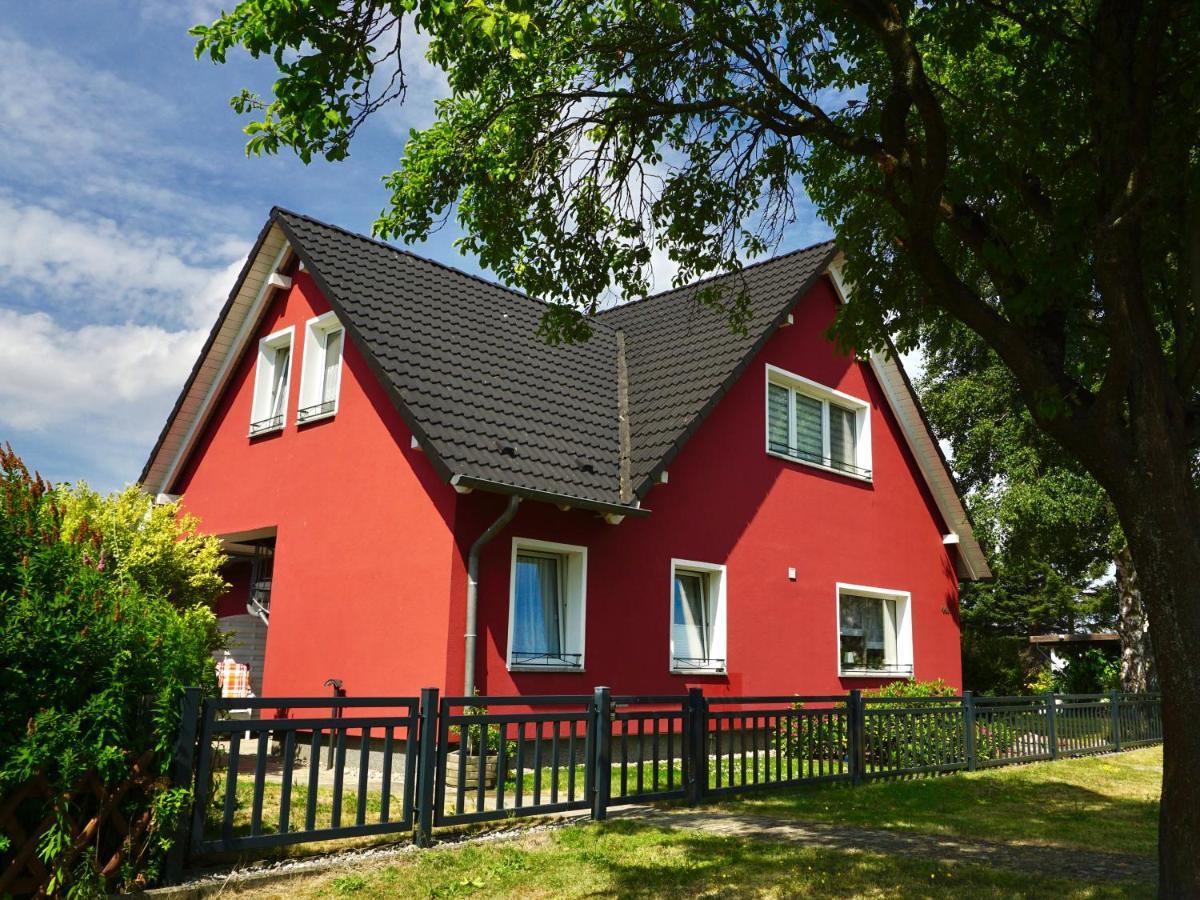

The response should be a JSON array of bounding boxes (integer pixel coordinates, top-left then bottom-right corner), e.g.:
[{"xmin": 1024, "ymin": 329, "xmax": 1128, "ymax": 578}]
[{"xmin": 175, "ymin": 270, "xmax": 962, "ymax": 700}]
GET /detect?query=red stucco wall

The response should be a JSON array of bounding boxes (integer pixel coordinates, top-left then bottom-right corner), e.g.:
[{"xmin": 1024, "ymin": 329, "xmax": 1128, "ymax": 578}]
[
  {"xmin": 174, "ymin": 272, "xmax": 460, "ymax": 698},
  {"xmin": 451, "ymin": 276, "xmax": 961, "ymax": 698},
  {"xmin": 177, "ymin": 271, "xmax": 961, "ymax": 700}
]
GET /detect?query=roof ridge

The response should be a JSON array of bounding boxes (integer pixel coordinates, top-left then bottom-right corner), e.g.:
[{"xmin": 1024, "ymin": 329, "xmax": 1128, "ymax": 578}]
[
  {"xmin": 596, "ymin": 238, "xmax": 838, "ymax": 317},
  {"xmin": 272, "ymin": 206, "xmax": 541, "ymax": 304},
  {"xmin": 272, "ymin": 206, "xmax": 623, "ymax": 338}
]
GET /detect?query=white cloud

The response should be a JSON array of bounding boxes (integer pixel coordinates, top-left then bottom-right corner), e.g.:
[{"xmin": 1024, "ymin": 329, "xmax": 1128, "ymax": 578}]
[
  {"xmin": 0, "ymin": 309, "xmax": 206, "ymax": 435},
  {"xmin": 0, "ymin": 195, "xmax": 247, "ymax": 327},
  {"xmin": 0, "ymin": 27, "xmax": 247, "ymax": 231}
]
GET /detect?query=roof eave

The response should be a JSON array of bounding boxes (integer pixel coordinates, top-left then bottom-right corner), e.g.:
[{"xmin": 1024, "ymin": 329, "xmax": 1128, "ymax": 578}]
[
  {"xmin": 139, "ymin": 218, "xmax": 292, "ymax": 493},
  {"xmin": 825, "ymin": 256, "xmax": 992, "ymax": 581},
  {"xmin": 451, "ymin": 474, "xmax": 650, "ymax": 519}
]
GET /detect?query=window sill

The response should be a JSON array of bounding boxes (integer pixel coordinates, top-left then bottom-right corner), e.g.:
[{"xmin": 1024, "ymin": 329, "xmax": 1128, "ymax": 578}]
[
  {"xmin": 839, "ymin": 669, "xmax": 913, "ymax": 679},
  {"xmin": 507, "ymin": 665, "xmax": 585, "ymax": 674},
  {"xmin": 670, "ymin": 667, "xmax": 726, "ymax": 676},
  {"xmin": 247, "ymin": 423, "xmax": 285, "ymax": 438},
  {"xmin": 767, "ymin": 450, "xmax": 872, "ymax": 483}
]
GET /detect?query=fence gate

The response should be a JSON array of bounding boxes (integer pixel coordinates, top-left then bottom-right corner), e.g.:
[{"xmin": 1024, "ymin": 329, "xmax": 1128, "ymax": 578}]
[
  {"xmin": 429, "ymin": 694, "xmax": 596, "ymax": 828},
  {"xmin": 185, "ymin": 695, "xmax": 420, "ymax": 855}
]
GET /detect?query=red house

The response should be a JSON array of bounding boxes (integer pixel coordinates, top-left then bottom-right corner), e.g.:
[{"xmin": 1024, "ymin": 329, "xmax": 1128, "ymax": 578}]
[{"xmin": 140, "ymin": 209, "xmax": 989, "ymax": 702}]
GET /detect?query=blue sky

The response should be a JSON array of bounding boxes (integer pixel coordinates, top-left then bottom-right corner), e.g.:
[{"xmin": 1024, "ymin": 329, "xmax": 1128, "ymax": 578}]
[{"xmin": 0, "ymin": 2, "xmax": 833, "ymax": 492}]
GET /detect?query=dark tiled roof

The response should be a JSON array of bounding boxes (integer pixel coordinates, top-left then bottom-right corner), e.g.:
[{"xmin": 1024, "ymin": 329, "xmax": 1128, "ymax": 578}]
[
  {"xmin": 275, "ymin": 211, "xmax": 627, "ymax": 509},
  {"xmin": 599, "ymin": 245, "xmax": 836, "ymax": 493},
  {"xmin": 277, "ymin": 209, "xmax": 835, "ymax": 512},
  {"xmin": 276, "ymin": 209, "xmax": 835, "ymax": 512}
]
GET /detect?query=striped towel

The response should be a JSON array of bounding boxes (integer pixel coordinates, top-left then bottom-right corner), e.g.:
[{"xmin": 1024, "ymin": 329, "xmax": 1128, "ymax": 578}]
[{"xmin": 217, "ymin": 657, "xmax": 253, "ymax": 699}]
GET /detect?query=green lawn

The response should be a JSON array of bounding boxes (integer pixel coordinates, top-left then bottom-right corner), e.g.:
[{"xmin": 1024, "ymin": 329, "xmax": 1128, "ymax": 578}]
[
  {"xmin": 214, "ymin": 748, "xmax": 1160, "ymax": 898},
  {"xmin": 721, "ymin": 745, "xmax": 1162, "ymax": 857},
  {"xmin": 231, "ymin": 820, "xmax": 1151, "ymax": 899}
]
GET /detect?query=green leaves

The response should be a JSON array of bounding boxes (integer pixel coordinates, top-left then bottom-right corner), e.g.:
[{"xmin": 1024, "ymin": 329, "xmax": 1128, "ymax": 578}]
[{"xmin": 0, "ymin": 447, "xmax": 222, "ymax": 890}]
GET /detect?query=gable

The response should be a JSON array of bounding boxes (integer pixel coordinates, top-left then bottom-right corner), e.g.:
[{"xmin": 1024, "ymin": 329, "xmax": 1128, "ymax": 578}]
[{"xmin": 140, "ymin": 207, "xmax": 988, "ymax": 579}]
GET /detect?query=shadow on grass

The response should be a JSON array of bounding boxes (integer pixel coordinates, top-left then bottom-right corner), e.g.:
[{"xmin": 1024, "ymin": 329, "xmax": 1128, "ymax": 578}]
[
  {"xmin": 724, "ymin": 771, "xmax": 1159, "ymax": 857},
  {"xmin": 354, "ymin": 820, "xmax": 1153, "ymax": 899}
]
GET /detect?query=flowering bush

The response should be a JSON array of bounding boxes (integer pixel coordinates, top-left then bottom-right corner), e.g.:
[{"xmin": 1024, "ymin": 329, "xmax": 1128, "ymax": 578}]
[{"xmin": 0, "ymin": 445, "xmax": 223, "ymax": 893}]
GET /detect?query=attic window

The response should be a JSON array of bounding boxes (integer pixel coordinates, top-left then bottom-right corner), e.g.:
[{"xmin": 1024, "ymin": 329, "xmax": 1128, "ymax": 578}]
[
  {"xmin": 298, "ymin": 312, "xmax": 344, "ymax": 424},
  {"xmin": 249, "ymin": 327, "xmax": 294, "ymax": 436},
  {"xmin": 765, "ymin": 364, "xmax": 871, "ymax": 480}
]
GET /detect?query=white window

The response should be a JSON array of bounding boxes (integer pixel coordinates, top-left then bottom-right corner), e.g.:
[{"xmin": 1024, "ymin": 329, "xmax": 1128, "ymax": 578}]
[
  {"xmin": 836, "ymin": 583, "xmax": 913, "ymax": 677},
  {"xmin": 507, "ymin": 539, "xmax": 587, "ymax": 671},
  {"xmin": 670, "ymin": 560, "xmax": 727, "ymax": 673},
  {"xmin": 297, "ymin": 312, "xmax": 345, "ymax": 424},
  {"xmin": 249, "ymin": 326, "xmax": 295, "ymax": 436},
  {"xmin": 766, "ymin": 364, "xmax": 871, "ymax": 479}
]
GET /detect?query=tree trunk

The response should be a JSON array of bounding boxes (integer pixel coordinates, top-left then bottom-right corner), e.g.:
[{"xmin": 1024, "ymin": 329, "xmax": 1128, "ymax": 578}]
[
  {"xmin": 1115, "ymin": 546, "xmax": 1157, "ymax": 693},
  {"xmin": 1108, "ymin": 478, "xmax": 1200, "ymax": 895}
]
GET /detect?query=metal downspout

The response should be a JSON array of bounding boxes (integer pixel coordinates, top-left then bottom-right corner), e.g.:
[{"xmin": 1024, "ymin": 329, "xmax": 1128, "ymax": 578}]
[{"xmin": 464, "ymin": 494, "xmax": 521, "ymax": 696}]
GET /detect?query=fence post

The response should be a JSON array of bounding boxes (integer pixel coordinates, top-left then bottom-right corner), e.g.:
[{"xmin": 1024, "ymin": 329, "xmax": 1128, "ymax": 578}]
[
  {"xmin": 848, "ymin": 690, "xmax": 864, "ymax": 786},
  {"xmin": 962, "ymin": 690, "xmax": 976, "ymax": 772},
  {"xmin": 1046, "ymin": 692, "xmax": 1058, "ymax": 760},
  {"xmin": 1110, "ymin": 689, "xmax": 1122, "ymax": 752},
  {"xmin": 686, "ymin": 688, "xmax": 706, "ymax": 805},
  {"xmin": 162, "ymin": 687, "xmax": 201, "ymax": 885},
  {"xmin": 414, "ymin": 687, "xmax": 439, "ymax": 847},
  {"xmin": 591, "ymin": 686, "xmax": 612, "ymax": 820}
]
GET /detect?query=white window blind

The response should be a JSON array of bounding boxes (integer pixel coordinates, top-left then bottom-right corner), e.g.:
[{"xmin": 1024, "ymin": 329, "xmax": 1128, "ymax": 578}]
[{"xmin": 766, "ymin": 371, "xmax": 869, "ymax": 477}]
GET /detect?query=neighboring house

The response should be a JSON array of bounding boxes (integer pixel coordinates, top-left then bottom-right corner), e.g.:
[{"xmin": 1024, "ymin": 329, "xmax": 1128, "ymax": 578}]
[{"xmin": 140, "ymin": 208, "xmax": 989, "ymax": 701}]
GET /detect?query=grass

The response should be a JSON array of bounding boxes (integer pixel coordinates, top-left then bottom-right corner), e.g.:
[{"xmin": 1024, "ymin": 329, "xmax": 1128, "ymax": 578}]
[
  {"xmin": 229, "ymin": 819, "xmax": 1153, "ymax": 898},
  {"xmin": 720, "ymin": 745, "xmax": 1162, "ymax": 857}
]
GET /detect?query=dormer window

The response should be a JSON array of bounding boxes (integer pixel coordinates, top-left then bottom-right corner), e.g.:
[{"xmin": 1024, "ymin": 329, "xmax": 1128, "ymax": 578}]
[
  {"xmin": 298, "ymin": 312, "xmax": 344, "ymax": 424},
  {"xmin": 249, "ymin": 327, "xmax": 294, "ymax": 436}
]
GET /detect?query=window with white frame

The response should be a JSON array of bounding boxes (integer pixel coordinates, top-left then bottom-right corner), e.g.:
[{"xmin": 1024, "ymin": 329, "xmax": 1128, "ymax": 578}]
[
  {"xmin": 249, "ymin": 327, "xmax": 294, "ymax": 436},
  {"xmin": 297, "ymin": 312, "xmax": 345, "ymax": 423},
  {"xmin": 837, "ymin": 584, "xmax": 913, "ymax": 677},
  {"xmin": 766, "ymin": 365, "xmax": 871, "ymax": 478},
  {"xmin": 670, "ymin": 560, "xmax": 727, "ymax": 673},
  {"xmin": 507, "ymin": 539, "xmax": 586, "ymax": 670}
]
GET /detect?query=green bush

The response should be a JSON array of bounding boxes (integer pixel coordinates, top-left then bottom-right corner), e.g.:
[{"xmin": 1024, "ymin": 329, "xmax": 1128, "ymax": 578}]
[
  {"xmin": 1052, "ymin": 648, "xmax": 1120, "ymax": 694},
  {"xmin": 0, "ymin": 446, "xmax": 223, "ymax": 893}
]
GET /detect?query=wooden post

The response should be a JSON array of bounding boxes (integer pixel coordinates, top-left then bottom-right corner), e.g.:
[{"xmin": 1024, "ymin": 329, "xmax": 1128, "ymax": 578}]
[
  {"xmin": 962, "ymin": 690, "xmax": 977, "ymax": 772},
  {"xmin": 1046, "ymin": 692, "xmax": 1058, "ymax": 760},
  {"xmin": 414, "ymin": 688, "xmax": 439, "ymax": 847},
  {"xmin": 591, "ymin": 687, "xmax": 612, "ymax": 820},
  {"xmin": 1110, "ymin": 689, "xmax": 1122, "ymax": 752},
  {"xmin": 162, "ymin": 687, "xmax": 201, "ymax": 885}
]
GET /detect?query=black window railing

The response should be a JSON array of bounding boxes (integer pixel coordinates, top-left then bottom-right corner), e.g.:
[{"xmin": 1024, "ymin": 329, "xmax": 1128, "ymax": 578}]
[
  {"xmin": 670, "ymin": 655, "xmax": 726, "ymax": 672},
  {"xmin": 248, "ymin": 414, "xmax": 284, "ymax": 436},
  {"xmin": 298, "ymin": 399, "xmax": 337, "ymax": 422},
  {"xmin": 510, "ymin": 650, "xmax": 583, "ymax": 668},
  {"xmin": 768, "ymin": 440, "xmax": 872, "ymax": 478}
]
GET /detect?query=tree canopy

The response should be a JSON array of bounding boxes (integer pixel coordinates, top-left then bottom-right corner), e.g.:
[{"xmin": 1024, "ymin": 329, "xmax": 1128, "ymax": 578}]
[
  {"xmin": 193, "ymin": 0, "xmax": 1200, "ymax": 888},
  {"xmin": 918, "ymin": 325, "xmax": 1118, "ymax": 637}
]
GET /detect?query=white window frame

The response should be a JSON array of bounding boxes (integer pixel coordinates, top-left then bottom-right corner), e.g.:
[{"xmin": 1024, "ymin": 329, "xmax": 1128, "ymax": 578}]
[
  {"xmin": 506, "ymin": 538, "xmax": 588, "ymax": 672},
  {"xmin": 835, "ymin": 582, "xmax": 913, "ymax": 678},
  {"xmin": 248, "ymin": 326, "xmax": 295, "ymax": 436},
  {"xmin": 765, "ymin": 364, "xmax": 872, "ymax": 481},
  {"xmin": 669, "ymin": 559, "xmax": 728, "ymax": 674},
  {"xmin": 297, "ymin": 311, "xmax": 345, "ymax": 424}
]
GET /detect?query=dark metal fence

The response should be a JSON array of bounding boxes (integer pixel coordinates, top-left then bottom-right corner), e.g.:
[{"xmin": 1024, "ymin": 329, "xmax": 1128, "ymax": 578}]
[
  {"xmin": 169, "ymin": 686, "xmax": 1162, "ymax": 878},
  {"xmin": 184, "ymin": 695, "xmax": 419, "ymax": 857}
]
